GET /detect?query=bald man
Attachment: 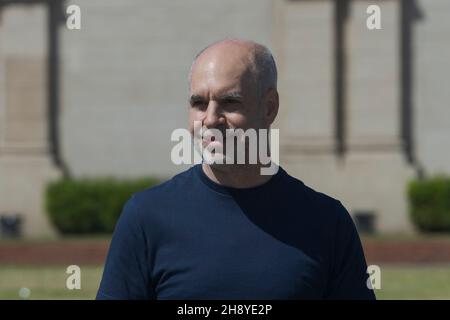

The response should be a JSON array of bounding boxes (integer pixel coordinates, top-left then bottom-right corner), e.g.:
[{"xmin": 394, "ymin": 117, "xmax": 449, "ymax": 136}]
[{"xmin": 97, "ymin": 39, "xmax": 376, "ymax": 300}]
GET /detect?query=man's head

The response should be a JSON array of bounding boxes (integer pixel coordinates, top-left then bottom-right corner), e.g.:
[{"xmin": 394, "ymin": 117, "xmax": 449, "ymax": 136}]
[{"xmin": 188, "ymin": 39, "xmax": 279, "ymax": 163}]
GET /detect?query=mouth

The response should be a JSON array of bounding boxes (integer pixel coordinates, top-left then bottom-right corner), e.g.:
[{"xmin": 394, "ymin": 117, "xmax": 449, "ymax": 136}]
[{"xmin": 194, "ymin": 126, "xmax": 231, "ymax": 149}]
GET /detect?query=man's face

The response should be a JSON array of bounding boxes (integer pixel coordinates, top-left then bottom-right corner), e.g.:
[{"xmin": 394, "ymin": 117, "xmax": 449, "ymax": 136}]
[{"xmin": 188, "ymin": 46, "xmax": 265, "ymax": 163}]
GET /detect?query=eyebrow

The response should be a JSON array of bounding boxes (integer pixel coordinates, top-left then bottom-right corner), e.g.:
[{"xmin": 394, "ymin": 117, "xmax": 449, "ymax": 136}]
[
  {"xmin": 189, "ymin": 92, "xmax": 243, "ymax": 104},
  {"xmin": 217, "ymin": 92, "xmax": 243, "ymax": 101}
]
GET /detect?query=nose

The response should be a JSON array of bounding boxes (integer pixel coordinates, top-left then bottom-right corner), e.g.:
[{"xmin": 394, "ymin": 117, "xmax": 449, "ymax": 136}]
[{"xmin": 203, "ymin": 100, "xmax": 225, "ymax": 128}]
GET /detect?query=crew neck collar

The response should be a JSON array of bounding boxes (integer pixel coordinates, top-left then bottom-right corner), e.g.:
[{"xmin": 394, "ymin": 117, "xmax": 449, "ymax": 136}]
[{"xmin": 194, "ymin": 163, "xmax": 285, "ymax": 196}]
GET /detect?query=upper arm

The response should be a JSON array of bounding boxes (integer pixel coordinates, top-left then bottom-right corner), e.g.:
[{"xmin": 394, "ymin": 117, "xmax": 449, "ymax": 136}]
[
  {"xmin": 96, "ymin": 196, "xmax": 153, "ymax": 300},
  {"xmin": 325, "ymin": 201, "xmax": 376, "ymax": 300}
]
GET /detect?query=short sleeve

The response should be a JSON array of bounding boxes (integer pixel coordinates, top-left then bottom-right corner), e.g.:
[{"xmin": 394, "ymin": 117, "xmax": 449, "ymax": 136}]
[
  {"xmin": 96, "ymin": 196, "xmax": 153, "ymax": 300},
  {"xmin": 325, "ymin": 201, "xmax": 376, "ymax": 300}
]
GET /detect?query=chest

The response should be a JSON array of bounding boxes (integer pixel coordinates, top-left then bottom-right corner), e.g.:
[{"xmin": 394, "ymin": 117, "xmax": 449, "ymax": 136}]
[{"xmin": 151, "ymin": 214, "xmax": 327, "ymax": 299}]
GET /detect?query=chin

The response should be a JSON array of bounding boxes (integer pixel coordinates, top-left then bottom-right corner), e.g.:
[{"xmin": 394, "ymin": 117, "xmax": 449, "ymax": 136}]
[{"xmin": 202, "ymin": 152, "xmax": 227, "ymax": 166}]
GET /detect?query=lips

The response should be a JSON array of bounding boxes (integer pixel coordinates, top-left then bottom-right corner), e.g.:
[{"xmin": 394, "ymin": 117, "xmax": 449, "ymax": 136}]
[
  {"xmin": 194, "ymin": 126, "xmax": 230, "ymax": 149},
  {"xmin": 202, "ymin": 138, "xmax": 223, "ymax": 148}
]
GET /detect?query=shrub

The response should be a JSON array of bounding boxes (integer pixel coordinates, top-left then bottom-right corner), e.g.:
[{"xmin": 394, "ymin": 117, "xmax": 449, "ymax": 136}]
[
  {"xmin": 408, "ymin": 175, "xmax": 450, "ymax": 232},
  {"xmin": 45, "ymin": 177, "xmax": 160, "ymax": 234}
]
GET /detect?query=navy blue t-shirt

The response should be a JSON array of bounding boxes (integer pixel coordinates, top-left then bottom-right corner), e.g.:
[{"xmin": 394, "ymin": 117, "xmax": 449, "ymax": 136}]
[{"xmin": 96, "ymin": 164, "xmax": 375, "ymax": 300}]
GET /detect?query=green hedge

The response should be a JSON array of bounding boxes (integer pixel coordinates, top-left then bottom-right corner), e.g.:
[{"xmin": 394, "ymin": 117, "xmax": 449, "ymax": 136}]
[
  {"xmin": 408, "ymin": 175, "xmax": 450, "ymax": 232},
  {"xmin": 45, "ymin": 177, "xmax": 161, "ymax": 234}
]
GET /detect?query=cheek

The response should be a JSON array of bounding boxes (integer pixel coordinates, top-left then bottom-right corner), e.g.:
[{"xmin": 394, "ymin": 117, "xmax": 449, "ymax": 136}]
[
  {"xmin": 227, "ymin": 112, "xmax": 255, "ymax": 130},
  {"xmin": 188, "ymin": 110, "xmax": 200, "ymax": 131}
]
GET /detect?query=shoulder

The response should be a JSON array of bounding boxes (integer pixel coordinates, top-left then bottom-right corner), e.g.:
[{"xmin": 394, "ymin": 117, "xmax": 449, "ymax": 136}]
[
  {"xmin": 282, "ymin": 169, "xmax": 353, "ymax": 228},
  {"xmin": 282, "ymin": 170, "xmax": 342, "ymax": 211},
  {"xmin": 114, "ymin": 166, "xmax": 197, "ymax": 238},
  {"xmin": 132, "ymin": 165, "xmax": 197, "ymax": 205},
  {"xmin": 118, "ymin": 166, "xmax": 197, "ymax": 224}
]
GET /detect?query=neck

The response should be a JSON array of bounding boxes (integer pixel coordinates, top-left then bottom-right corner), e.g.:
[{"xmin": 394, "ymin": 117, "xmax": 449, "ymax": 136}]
[{"xmin": 201, "ymin": 163, "xmax": 273, "ymax": 189}]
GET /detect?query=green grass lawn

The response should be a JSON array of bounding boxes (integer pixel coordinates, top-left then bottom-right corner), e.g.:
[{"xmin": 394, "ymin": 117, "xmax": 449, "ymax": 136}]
[
  {"xmin": 375, "ymin": 264, "xmax": 450, "ymax": 299},
  {"xmin": 0, "ymin": 265, "xmax": 103, "ymax": 300},
  {"xmin": 0, "ymin": 264, "xmax": 449, "ymax": 299}
]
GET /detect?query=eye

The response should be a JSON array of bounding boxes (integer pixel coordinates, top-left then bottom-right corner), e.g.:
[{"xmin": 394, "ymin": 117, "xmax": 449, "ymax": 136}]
[
  {"xmin": 191, "ymin": 100, "xmax": 207, "ymax": 109},
  {"xmin": 223, "ymin": 98, "xmax": 240, "ymax": 104},
  {"xmin": 220, "ymin": 99, "xmax": 241, "ymax": 112}
]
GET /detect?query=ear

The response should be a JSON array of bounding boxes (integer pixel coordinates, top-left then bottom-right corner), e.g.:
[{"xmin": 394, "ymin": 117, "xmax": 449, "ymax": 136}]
[{"xmin": 263, "ymin": 88, "xmax": 279, "ymax": 126}]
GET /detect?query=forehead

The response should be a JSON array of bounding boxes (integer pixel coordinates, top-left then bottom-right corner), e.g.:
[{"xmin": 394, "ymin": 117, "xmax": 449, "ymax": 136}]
[{"xmin": 189, "ymin": 49, "xmax": 255, "ymax": 96}]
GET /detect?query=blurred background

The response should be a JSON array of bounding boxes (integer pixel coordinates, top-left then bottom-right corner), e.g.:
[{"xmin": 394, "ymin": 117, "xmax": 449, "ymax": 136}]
[{"xmin": 0, "ymin": 0, "xmax": 449, "ymax": 299}]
